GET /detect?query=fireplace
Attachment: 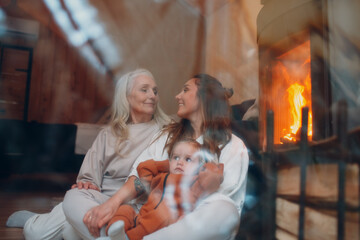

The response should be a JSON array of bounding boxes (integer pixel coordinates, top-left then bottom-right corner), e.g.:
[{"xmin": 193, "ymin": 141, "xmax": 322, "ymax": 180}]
[{"xmin": 257, "ymin": 0, "xmax": 332, "ymax": 149}]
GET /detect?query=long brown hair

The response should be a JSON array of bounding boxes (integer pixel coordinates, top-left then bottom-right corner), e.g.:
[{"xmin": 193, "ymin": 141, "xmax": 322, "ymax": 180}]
[{"xmin": 163, "ymin": 74, "xmax": 233, "ymax": 157}]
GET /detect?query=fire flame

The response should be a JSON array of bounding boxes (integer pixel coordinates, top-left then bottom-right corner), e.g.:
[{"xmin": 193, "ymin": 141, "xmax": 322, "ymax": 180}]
[
  {"xmin": 277, "ymin": 41, "xmax": 313, "ymax": 144},
  {"xmin": 282, "ymin": 82, "xmax": 313, "ymax": 142},
  {"xmin": 283, "ymin": 83, "xmax": 305, "ymax": 141}
]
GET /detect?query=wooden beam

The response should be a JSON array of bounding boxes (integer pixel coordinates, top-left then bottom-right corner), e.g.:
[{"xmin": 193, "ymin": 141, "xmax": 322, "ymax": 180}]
[{"xmin": 16, "ymin": 0, "xmax": 66, "ymax": 40}]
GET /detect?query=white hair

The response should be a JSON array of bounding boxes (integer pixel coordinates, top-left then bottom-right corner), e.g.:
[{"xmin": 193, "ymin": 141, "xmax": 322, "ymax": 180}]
[{"xmin": 110, "ymin": 69, "xmax": 170, "ymax": 154}]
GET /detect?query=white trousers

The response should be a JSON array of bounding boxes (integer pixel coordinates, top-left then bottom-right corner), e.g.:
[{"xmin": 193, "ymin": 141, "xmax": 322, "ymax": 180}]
[
  {"xmin": 24, "ymin": 191, "xmax": 239, "ymax": 240},
  {"xmin": 62, "ymin": 188, "xmax": 110, "ymax": 240},
  {"xmin": 23, "ymin": 188, "xmax": 110, "ymax": 240},
  {"xmin": 144, "ymin": 193, "xmax": 240, "ymax": 240},
  {"xmin": 23, "ymin": 202, "xmax": 81, "ymax": 240}
]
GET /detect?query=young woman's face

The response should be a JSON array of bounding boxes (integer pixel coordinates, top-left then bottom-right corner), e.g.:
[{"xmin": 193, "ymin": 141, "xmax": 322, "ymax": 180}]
[
  {"xmin": 169, "ymin": 142, "xmax": 200, "ymax": 175},
  {"xmin": 127, "ymin": 74, "xmax": 158, "ymax": 123},
  {"xmin": 175, "ymin": 78, "xmax": 201, "ymax": 120}
]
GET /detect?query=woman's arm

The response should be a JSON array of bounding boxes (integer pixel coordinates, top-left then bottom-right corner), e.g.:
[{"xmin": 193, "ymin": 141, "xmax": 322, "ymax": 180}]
[
  {"xmin": 68, "ymin": 128, "xmax": 110, "ymax": 193},
  {"xmin": 137, "ymin": 160, "xmax": 169, "ymax": 181},
  {"xmin": 83, "ymin": 132, "xmax": 169, "ymax": 237},
  {"xmin": 75, "ymin": 128, "xmax": 108, "ymax": 190},
  {"xmin": 82, "ymin": 175, "xmax": 144, "ymax": 237},
  {"xmin": 218, "ymin": 134, "xmax": 249, "ymax": 214}
]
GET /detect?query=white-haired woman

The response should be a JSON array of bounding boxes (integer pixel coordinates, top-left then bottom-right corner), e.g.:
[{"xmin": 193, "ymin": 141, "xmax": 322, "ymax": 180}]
[{"xmin": 7, "ymin": 69, "xmax": 170, "ymax": 240}]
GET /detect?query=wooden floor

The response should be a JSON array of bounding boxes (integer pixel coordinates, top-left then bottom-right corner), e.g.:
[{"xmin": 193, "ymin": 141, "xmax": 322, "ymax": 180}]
[
  {"xmin": 0, "ymin": 192, "xmax": 65, "ymax": 240},
  {"xmin": 0, "ymin": 173, "xmax": 76, "ymax": 240}
]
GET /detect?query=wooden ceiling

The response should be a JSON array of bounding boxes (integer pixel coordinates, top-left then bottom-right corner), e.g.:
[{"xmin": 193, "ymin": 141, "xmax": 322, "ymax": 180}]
[
  {"xmin": 4, "ymin": 0, "xmax": 233, "ymax": 23},
  {"xmin": 181, "ymin": 0, "xmax": 232, "ymax": 16},
  {"xmin": 2, "ymin": 0, "xmax": 233, "ymax": 72}
]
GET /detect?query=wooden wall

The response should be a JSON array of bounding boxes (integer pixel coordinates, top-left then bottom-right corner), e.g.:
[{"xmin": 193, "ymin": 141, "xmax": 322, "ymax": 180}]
[
  {"xmin": 0, "ymin": 46, "xmax": 32, "ymax": 120},
  {"xmin": 1, "ymin": 0, "xmax": 263, "ymax": 124},
  {"xmin": 1, "ymin": 0, "xmax": 205, "ymax": 122},
  {"xmin": 27, "ymin": 24, "xmax": 113, "ymax": 124},
  {"xmin": 204, "ymin": 0, "xmax": 262, "ymax": 106},
  {"xmin": 90, "ymin": 0, "xmax": 205, "ymax": 116},
  {"xmin": 1, "ymin": 1, "xmax": 113, "ymax": 124}
]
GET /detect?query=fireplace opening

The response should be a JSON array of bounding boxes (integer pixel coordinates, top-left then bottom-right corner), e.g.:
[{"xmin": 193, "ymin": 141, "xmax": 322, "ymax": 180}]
[
  {"xmin": 269, "ymin": 40, "xmax": 313, "ymax": 145},
  {"xmin": 257, "ymin": 0, "xmax": 331, "ymax": 149}
]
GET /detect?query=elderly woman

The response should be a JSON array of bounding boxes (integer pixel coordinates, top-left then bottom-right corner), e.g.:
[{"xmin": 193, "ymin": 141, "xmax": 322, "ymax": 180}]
[
  {"xmin": 6, "ymin": 68, "xmax": 170, "ymax": 240},
  {"xmin": 77, "ymin": 74, "xmax": 249, "ymax": 240}
]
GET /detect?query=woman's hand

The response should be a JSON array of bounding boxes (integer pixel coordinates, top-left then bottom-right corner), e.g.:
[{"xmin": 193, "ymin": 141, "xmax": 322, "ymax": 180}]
[
  {"xmin": 71, "ymin": 181, "xmax": 100, "ymax": 191},
  {"xmin": 82, "ymin": 176, "xmax": 138, "ymax": 237},
  {"xmin": 83, "ymin": 198, "xmax": 119, "ymax": 237}
]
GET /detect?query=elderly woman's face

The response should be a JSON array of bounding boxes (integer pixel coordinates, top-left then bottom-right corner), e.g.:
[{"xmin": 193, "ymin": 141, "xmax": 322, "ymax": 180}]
[
  {"xmin": 127, "ymin": 75, "xmax": 158, "ymax": 122},
  {"xmin": 175, "ymin": 78, "xmax": 201, "ymax": 120}
]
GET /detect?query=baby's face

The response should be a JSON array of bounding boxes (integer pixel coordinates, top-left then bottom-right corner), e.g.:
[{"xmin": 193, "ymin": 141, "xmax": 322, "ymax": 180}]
[{"xmin": 169, "ymin": 142, "xmax": 200, "ymax": 175}]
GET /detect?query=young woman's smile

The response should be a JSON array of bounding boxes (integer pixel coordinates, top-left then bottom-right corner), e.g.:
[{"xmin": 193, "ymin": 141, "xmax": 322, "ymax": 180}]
[{"xmin": 175, "ymin": 78, "xmax": 201, "ymax": 120}]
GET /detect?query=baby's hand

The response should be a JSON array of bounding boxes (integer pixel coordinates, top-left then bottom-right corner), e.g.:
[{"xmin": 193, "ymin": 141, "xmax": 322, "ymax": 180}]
[{"xmin": 198, "ymin": 163, "xmax": 224, "ymax": 193}]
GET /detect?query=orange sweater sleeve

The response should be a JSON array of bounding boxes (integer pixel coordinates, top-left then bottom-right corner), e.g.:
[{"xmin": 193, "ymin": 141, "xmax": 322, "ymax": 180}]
[{"xmin": 137, "ymin": 159, "xmax": 170, "ymax": 184}]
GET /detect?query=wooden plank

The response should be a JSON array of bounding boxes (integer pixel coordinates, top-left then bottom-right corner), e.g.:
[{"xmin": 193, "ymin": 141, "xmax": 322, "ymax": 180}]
[
  {"xmin": 276, "ymin": 198, "xmax": 359, "ymax": 240},
  {"xmin": 1, "ymin": 48, "xmax": 30, "ymax": 71},
  {"xmin": 71, "ymin": 50, "xmax": 83, "ymax": 123},
  {"xmin": 73, "ymin": 48, "xmax": 88, "ymax": 123},
  {"xmin": 0, "ymin": 192, "xmax": 64, "ymax": 240},
  {"xmin": 61, "ymin": 43, "xmax": 74, "ymax": 124},
  {"xmin": 0, "ymin": 102, "xmax": 24, "ymax": 120},
  {"xmin": 92, "ymin": 69, "xmax": 113, "ymax": 123},
  {"xmin": 0, "ymin": 74, "xmax": 27, "ymax": 101},
  {"xmin": 17, "ymin": 0, "xmax": 66, "ymax": 41},
  {"xmin": 276, "ymin": 228, "xmax": 297, "ymax": 240},
  {"xmin": 182, "ymin": 0, "xmax": 230, "ymax": 16},
  {"xmin": 27, "ymin": 25, "xmax": 44, "ymax": 122},
  {"xmin": 82, "ymin": 60, "xmax": 96, "ymax": 122},
  {"xmin": 67, "ymin": 46, "xmax": 76, "ymax": 122},
  {"xmin": 0, "ymin": 47, "xmax": 31, "ymax": 120},
  {"xmin": 52, "ymin": 34, "xmax": 68, "ymax": 123},
  {"xmin": 38, "ymin": 28, "xmax": 55, "ymax": 123},
  {"xmin": 277, "ymin": 164, "xmax": 359, "ymax": 207}
]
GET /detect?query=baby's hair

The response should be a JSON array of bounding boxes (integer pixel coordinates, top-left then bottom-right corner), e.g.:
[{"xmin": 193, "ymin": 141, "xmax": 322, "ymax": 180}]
[
  {"xmin": 169, "ymin": 138, "xmax": 219, "ymax": 164},
  {"xmin": 194, "ymin": 149, "xmax": 219, "ymax": 164},
  {"xmin": 169, "ymin": 138, "xmax": 206, "ymax": 163},
  {"xmin": 169, "ymin": 138, "xmax": 201, "ymax": 157}
]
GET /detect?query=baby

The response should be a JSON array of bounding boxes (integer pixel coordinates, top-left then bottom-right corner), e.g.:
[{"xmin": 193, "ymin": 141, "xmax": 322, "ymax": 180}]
[{"xmin": 101, "ymin": 138, "xmax": 224, "ymax": 240}]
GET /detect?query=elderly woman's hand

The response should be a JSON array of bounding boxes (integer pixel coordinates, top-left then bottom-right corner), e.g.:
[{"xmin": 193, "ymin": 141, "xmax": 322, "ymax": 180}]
[
  {"xmin": 71, "ymin": 181, "xmax": 100, "ymax": 191},
  {"xmin": 83, "ymin": 198, "xmax": 119, "ymax": 237}
]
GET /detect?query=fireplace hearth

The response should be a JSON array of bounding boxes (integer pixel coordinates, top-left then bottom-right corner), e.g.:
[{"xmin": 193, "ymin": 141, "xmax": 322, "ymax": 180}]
[{"xmin": 257, "ymin": 1, "xmax": 360, "ymax": 240}]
